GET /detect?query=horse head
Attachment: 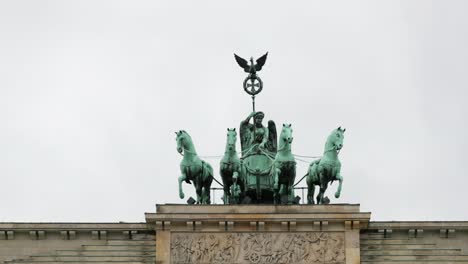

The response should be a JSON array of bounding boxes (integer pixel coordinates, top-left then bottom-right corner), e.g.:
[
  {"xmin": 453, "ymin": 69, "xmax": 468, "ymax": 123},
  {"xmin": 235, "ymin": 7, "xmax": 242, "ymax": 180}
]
[
  {"xmin": 175, "ymin": 130, "xmax": 192, "ymax": 154},
  {"xmin": 280, "ymin": 123, "xmax": 293, "ymax": 146},
  {"xmin": 326, "ymin": 126, "xmax": 346, "ymax": 153},
  {"xmin": 226, "ymin": 128, "xmax": 237, "ymax": 152}
]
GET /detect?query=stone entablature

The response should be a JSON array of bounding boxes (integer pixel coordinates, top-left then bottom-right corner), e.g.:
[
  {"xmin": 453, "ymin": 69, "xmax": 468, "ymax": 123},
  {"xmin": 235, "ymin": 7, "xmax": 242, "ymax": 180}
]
[
  {"xmin": 145, "ymin": 204, "xmax": 370, "ymax": 231},
  {"xmin": 0, "ymin": 222, "xmax": 154, "ymax": 263},
  {"xmin": 0, "ymin": 222, "xmax": 149, "ymax": 240},
  {"xmin": 1, "ymin": 210, "xmax": 468, "ymax": 263},
  {"xmin": 146, "ymin": 204, "xmax": 370, "ymax": 264}
]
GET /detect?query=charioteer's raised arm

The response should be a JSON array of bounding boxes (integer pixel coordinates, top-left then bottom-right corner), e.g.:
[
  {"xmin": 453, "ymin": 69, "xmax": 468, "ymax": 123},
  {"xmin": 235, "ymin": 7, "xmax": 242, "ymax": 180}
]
[{"xmin": 241, "ymin": 111, "xmax": 256, "ymax": 126}]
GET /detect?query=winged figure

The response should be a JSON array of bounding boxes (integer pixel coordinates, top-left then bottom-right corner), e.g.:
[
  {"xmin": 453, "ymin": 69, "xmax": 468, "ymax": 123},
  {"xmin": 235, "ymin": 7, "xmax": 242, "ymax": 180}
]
[
  {"xmin": 239, "ymin": 111, "xmax": 277, "ymax": 158},
  {"xmin": 234, "ymin": 52, "xmax": 268, "ymax": 78}
]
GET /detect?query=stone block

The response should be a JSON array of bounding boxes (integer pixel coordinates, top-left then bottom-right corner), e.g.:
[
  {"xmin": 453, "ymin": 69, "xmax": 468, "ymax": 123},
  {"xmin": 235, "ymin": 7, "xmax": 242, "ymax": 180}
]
[
  {"xmin": 290, "ymin": 221, "xmax": 296, "ymax": 231},
  {"xmin": 60, "ymin": 230, "xmax": 67, "ymax": 240},
  {"xmin": 218, "ymin": 221, "xmax": 225, "ymax": 231},
  {"xmin": 156, "ymin": 221, "xmax": 163, "ymax": 230},
  {"xmin": 37, "ymin": 231, "xmax": 45, "ymax": 240},
  {"xmin": 352, "ymin": 221, "xmax": 360, "ymax": 229},
  {"xmin": 187, "ymin": 221, "xmax": 194, "ymax": 231},
  {"xmin": 29, "ymin": 231, "xmax": 37, "ymax": 240},
  {"xmin": 448, "ymin": 229, "xmax": 456, "ymax": 238},
  {"xmin": 322, "ymin": 221, "xmax": 329, "ymax": 230},
  {"xmin": 60, "ymin": 230, "xmax": 75, "ymax": 240},
  {"xmin": 6, "ymin": 231, "xmax": 14, "ymax": 240},
  {"xmin": 250, "ymin": 221, "xmax": 256, "ymax": 231},
  {"xmin": 416, "ymin": 229, "xmax": 424, "ymax": 238},
  {"xmin": 122, "ymin": 230, "xmax": 137, "ymax": 239},
  {"xmin": 91, "ymin": 230, "xmax": 99, "ymax": 240},
  {"xmin": 385, "ymin": 229, "xmax": 392, "ymax": 238},
  {"xmin": 345, "ymin": 221, "xmax": 352, "ymax": 230},
  {"xmin": 346, "ymin": 247, "xmax": 360, "ymax": 264},
  {"xmin": 100, "ymin": 230, "xmax": 107, "ymax": 240},
  {"xmin": 92, "ymin": 230, "xmax": 105, "ymax": 240},
  {"xmin": 156, "ymin": 231, "xmax": 170, "ymax": 264},
  {"xmin": 258, "ymin": 221, "xmax": 265, "ymax": 231},
  {"xmin": 313, "ymin": 221, "xmax": 321, "ymax": 230},
  {"xmin": 440, "ymin": 229, "xmax": 447, "ymax": 238}
]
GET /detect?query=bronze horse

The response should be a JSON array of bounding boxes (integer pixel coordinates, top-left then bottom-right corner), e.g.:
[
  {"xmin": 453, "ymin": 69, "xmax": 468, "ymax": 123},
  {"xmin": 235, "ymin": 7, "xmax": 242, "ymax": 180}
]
[
  {"xmin": 176, "ymin": 130, "xmax": 213, "ymax": 204},
  {"xmin": 306, "ymin": 127, "xmax": 345, "ymax": 204}
]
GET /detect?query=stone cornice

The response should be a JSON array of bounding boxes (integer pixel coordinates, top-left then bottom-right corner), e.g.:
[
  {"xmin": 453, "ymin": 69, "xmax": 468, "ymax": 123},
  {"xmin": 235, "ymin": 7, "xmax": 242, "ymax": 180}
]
[
  {"xmin": 369, "ymin": 221, "xmax": 468, "ymax": 230},
  {"xmin": 0, "ymin": 222, "xmax": 148, "ymax": 231}
]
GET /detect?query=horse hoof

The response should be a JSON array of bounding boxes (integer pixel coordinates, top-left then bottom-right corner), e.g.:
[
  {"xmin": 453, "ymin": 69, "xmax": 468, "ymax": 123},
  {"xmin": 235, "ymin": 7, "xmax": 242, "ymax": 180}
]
[
  {"xmin": 179, "ymin": 193, "xmax": 185, "ymax": 199},
  {"xmin": 335, "ymin": 192, "xmax": 340, "ymax": 198}
]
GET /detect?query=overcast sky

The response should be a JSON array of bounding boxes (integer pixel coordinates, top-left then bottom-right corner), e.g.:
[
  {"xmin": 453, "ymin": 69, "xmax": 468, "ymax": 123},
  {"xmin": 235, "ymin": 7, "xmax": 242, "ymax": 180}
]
[{"xmin": 1, "ymin": 1, "xmax": 467, "ymax": 222}]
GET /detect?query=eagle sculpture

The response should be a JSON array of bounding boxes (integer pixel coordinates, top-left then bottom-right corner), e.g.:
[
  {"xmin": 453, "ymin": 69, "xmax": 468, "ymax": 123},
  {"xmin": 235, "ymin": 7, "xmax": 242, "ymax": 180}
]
[{"xmin": 234, "ymin": 52, "xmax": 268, "ymax": 78}]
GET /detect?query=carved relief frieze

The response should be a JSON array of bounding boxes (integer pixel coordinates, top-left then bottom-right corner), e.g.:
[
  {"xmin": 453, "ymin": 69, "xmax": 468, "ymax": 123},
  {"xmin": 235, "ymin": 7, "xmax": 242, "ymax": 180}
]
[{"xmin": 171, "ymin": 232, "xmax": 345, "ymax": 264}]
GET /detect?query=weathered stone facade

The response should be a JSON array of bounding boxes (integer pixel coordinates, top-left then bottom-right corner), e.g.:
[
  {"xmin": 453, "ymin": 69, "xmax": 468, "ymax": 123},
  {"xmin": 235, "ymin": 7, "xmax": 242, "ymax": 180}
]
[{"xmin": 1, "ymin": 205, "xmax": 468, "ymax": 264}]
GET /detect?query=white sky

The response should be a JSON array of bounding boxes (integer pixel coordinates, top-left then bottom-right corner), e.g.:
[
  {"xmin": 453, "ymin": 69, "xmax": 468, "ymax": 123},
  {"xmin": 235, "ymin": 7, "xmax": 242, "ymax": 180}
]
[{"xmin": 0, "ymin": 0, "xmax": 467, "ymax": 222}]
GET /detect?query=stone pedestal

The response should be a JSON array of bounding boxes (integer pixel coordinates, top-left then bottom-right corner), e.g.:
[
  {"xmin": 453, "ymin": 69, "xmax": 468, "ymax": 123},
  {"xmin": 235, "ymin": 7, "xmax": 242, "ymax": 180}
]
[{"xmin": 145, "ymin": 204, "xmax": 370, "ymax": 264}]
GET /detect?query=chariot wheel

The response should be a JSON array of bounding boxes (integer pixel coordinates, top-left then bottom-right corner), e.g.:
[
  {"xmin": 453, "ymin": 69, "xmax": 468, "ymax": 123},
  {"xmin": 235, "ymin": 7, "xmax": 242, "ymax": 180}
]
[{"xmin": 249, "ymin": 252, "xmax": 261, "ymax": 263}]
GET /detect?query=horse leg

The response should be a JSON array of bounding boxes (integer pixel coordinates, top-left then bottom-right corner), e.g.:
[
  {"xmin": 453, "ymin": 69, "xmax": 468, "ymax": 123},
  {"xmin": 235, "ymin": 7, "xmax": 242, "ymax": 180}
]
[
  {"xmin": 231, "ymin": 171, "xmax": 240, "ymax": 204},
  {"xmin": 273, "ymin": 167, "xmax": 281, "ymax": 204},
  {"xmin": 307, "ymin": 184, "xmax": 315, "ymax": 204},
  {"xmin": 223, "ymin": 185, "xmax": 230, "ymax": 204},
  {"xmin": 178, "ymin": 173, "xmax": 187, "ymax": 199},
  {"xmin": 316, "ymin": 171, "xmax": 327, "ymax": 204},
  {"xmin": 220, "ymin": 166, "xmax": 230, "ymax": 204},
  {"xmin": 202, "ymin": 164, "xmax": 213, "ymax": 204},
  {"xmin": 202, "ymin": 187, "xmax": 211, "ymax": 204},
  {"xmin": 288, "ymin": 166, "xmax": 296, "ymax": 204},
  {"xmin": 221, "ymin": 173, "xmax": 230, "ymax": 204},
  {"xmin": 306, "ymin": 172, "xmax": 315, "ymax": 204},
  {"xmin": 335, "ymin": 174, "xmax": 343, "ymax": 198},
  {"xmin": 273, "ymin": 167, "xmax": 280, "ymax": 190},
  {"xmin": 317, "ymin": 185, "xmax": 326, "ymax": 204},
  {"xmin": 195, "ymin": 185, "xmax": 203, "ymax": 204},
  {"xmin": 279, "ymin": 184, "xmax": 286, "ymax": 204}
]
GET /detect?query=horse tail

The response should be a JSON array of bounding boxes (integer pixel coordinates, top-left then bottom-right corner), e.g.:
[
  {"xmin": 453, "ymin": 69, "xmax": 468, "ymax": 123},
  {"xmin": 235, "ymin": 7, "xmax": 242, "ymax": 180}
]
[
  {"xmin": 307, "ymin": 161, "xmax": 320, "ymax": 184},
  {"xmin": 202, "ymin": 160, "xmax": 214, "ymax": 184}
]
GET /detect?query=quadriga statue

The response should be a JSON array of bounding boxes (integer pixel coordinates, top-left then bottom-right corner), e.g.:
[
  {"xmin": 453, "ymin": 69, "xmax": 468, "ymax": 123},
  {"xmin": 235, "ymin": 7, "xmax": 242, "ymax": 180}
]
[
  {"xmin": 175, "ymin": 130, "xmax": 213, "ymax": 204},
  {"xmin": 306, "ymin": 127, "xmax": 345, "ymax": 204}
]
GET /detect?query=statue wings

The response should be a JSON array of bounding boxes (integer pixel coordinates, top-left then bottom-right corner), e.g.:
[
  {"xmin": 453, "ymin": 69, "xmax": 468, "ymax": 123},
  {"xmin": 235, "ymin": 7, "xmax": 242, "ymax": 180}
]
[
  {"xmin": 234, "ymin": 52, "xmax": 268, "ymax": 73},
  {"xmin": 234, "ymin": 54, "xmax": 250, "ymax": 73},
  {"xmin": 267, "ymin": 120, "xmax": 277, "ymax": 153},
  {"xmin": 255, "ymin": 52, "xmax": 268, "ymax": 71}
]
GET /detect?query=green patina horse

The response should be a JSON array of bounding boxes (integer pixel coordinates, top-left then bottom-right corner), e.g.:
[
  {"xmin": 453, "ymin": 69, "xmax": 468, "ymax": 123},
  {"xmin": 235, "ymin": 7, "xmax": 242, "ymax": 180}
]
[
  {"xmin": 273, "ymin": 124, "xmax": 296, "ymax": 204},
  {"xmin": 306, "ymin": 127, "xmax": 345, "ymax": 204},
  {"xmin": 176, "ymin": 130, "xmax": 213, "ymax": 204},
  {"xmin": 220, "ymin": 128, "xmax": 243, "ymax": 204}
]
